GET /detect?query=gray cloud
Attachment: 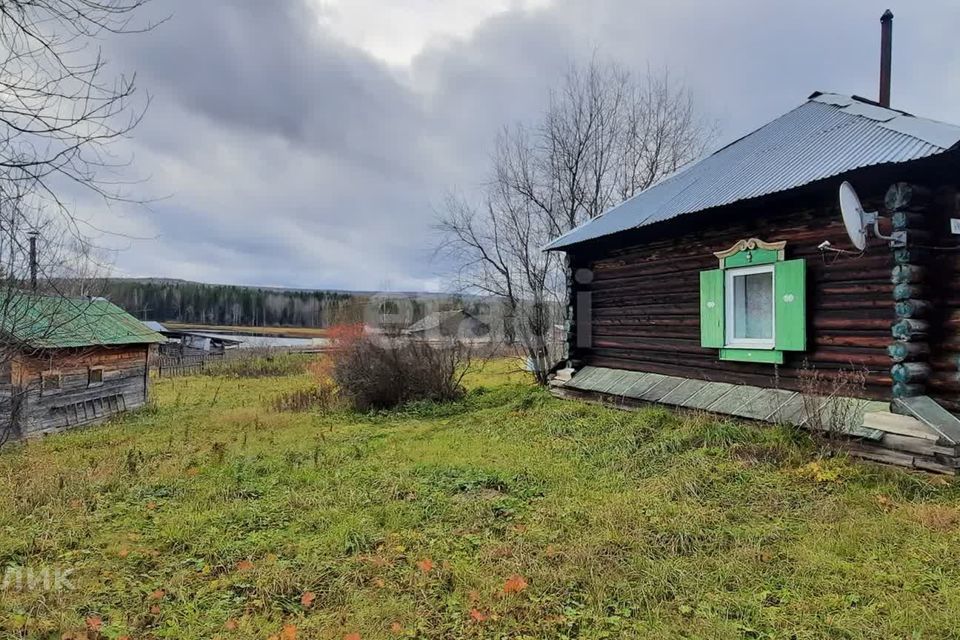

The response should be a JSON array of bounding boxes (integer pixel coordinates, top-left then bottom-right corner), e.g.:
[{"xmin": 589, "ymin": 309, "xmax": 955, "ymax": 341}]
[{"xmin": 90, "ymin": 0, "xmax": 959, "ymax": 291}]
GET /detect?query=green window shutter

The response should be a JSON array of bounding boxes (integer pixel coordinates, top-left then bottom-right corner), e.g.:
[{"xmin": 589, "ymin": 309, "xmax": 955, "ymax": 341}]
[
  {"xmin": 774, "ymin": 258, "xmax": 806, "ymax": 351},
  {"xmin": 700, "ymin": 269, "xmax": 724, "ymax": 348}
]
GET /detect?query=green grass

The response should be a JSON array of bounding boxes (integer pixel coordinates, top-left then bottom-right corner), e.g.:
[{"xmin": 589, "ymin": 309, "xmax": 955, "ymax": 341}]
[
  {"xmin": 202, "ymin": 352, "xmax": 316, "ymax": 378},
  {"xmin": 1, "ymin": 360, "xmax": 960, "ymax": 639}
]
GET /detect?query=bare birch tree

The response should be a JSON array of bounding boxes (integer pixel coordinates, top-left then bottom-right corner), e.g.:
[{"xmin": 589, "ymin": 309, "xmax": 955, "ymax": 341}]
[{"xmin": 438, "ymin": 59, "xmax": 715, "ymax": 383}]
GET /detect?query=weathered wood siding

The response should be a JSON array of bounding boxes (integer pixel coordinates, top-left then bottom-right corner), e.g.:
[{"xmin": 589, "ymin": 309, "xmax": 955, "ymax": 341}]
[
  {"xmin": 570, "ymin": 195, "xmax": 895, "ymax": 400},
  {"xmin": 10, "ymin": 345, "xmax": 150, "ymax": 437},
  {"xmin": 925, "ymin": 186, "xmax": 960, "ymax": 413}
]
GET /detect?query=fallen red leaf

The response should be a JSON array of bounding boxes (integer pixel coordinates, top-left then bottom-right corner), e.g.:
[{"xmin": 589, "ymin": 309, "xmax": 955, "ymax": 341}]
[
  {"xmin": 149, "ymin": 604, "xmax": 161, "ymax": 615},
  {"xmin": 85, "ymin": 616, "xmax": 103, "ymax": 631},
  {"xmin": 389, "ymin": 621, "xmax": 403, "ymax": 634},
  {"xmin": 343, "ymin": 633, "xmax": 361, "ymax": 640},
  {"xmin": 281, "ymin": 624, "xmax": 297, "ymax": 640},
  {"xmin": 502, "ymin": 574, "xmax": 528, "ymax": 594},
  {"xmin": 145, "ymin": 501, "xmax": 157, "ymax": 511},
  {"xmin": 224, "ymin": 618, "xmax": 239, "ymax": 630},
  {"xmin": 417, "ymin": 558, "xmax": 434, "ymax": 574},
  {"xmin": 300, "ymin": 591, "xmax": 316, "ymax": 608},
  {"xmin": 149, "ymin": 588, "xmax": 166, "ymax": 600},
  {"xmin": 235, "ymin": 559, "xmax": 254, "ymax": 571},
  {"xmin": 469, "ymin": 608, "xmax": 488, "ymax": 622}
]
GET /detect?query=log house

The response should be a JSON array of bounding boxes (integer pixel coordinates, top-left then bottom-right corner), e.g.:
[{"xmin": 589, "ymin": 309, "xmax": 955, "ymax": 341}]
[
  {"xmin": 547, "ymin": 92, "xmax": 960, "ymax": 473},
  {"xmin": 0, "ymin": 293, "xmax": 164, "ymax": 438}
]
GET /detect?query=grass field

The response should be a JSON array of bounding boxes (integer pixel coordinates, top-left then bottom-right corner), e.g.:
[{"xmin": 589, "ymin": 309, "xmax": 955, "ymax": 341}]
[{"xmin": 1, "ymin": 360, "xmax": 960, "ymax": 639}]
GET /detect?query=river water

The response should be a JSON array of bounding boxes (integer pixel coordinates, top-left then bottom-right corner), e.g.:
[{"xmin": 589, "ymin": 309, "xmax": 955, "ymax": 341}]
[{"xmin": 188, "ymin": 332, "xmax": 329, "ymax": 349}]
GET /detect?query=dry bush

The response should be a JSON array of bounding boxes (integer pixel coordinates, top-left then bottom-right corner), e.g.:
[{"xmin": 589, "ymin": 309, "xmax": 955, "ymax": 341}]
[
  {"xmin": 330, "ymin": 334, "xmax": 470, "ymax": 411},
  {"xmin": 326, "ymin": 323, "xmax": 366, "ymax": 346},
  {"xmin": 305, "ymin": 357, "xmax": 333, "ymax": 380},
  {"xmin": 798, "ymin": 364, "xmax": 868, "ymax": 443}
]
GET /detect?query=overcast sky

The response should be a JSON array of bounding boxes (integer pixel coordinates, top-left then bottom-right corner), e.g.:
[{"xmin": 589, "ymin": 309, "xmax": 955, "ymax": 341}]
[{"xmin": 79, "ymin": 0, "xmax": 959, "ymax": 292}]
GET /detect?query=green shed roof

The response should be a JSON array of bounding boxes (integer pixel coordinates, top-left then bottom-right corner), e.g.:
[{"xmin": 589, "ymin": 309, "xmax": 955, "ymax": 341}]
[{"xmin": 0, "ymin": 292, "xmax": 164, "ymax": 349}]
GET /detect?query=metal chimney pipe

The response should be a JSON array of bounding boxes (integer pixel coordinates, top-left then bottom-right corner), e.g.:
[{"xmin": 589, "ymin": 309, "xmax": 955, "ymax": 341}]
[
  {"xmin": 879, "ymin": 9, "xmax": 893, "ymax": 107},
  {"xmin": 28, "ymin": 232, "xmax": 37, "ymax": 291}
]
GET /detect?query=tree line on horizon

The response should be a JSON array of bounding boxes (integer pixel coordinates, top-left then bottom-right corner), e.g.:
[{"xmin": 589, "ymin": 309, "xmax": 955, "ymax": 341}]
[
  {"xmin": 103, "ymin": 280, "xmax": 483, "ymax": 329},
  {"xmin": 105, "ymin": 280, "xmax": 365, "ymax": 328}
]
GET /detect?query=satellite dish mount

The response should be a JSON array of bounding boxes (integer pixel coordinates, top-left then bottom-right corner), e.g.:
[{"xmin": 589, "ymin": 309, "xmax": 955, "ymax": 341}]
[{"xmin": 838, "ymin": 181, "xmax": 905, "ymax": 250}]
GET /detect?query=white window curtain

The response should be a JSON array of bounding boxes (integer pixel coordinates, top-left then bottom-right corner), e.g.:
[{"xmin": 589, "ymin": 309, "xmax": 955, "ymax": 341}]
[{"xmin": 733, "ymin": 272, "xmax": 773, "ymax": 340}]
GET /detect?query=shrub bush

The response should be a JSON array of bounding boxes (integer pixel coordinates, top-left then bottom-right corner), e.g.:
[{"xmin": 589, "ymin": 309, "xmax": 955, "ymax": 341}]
[{"xmin": 330, "ymin": 334, "xmax": 469, "ymax": 411}]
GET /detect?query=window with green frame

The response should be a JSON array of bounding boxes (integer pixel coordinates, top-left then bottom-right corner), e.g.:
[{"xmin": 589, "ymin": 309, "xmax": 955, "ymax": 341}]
[{"xmin": 699, "ymin": 238, "xmax": 806, "ymax": 364}]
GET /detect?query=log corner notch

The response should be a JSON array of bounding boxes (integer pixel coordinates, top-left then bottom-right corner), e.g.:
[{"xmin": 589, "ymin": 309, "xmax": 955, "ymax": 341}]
[
  {"xmin": 886, "ymin": 182, "xmax": 932, "ymax": 402},
  {"xmin": 563, "ymin": 253, "xmax": 582, "ymax": 370}
]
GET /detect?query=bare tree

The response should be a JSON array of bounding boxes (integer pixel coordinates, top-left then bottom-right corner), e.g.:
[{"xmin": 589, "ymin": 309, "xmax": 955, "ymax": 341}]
[
  {"xmin": 0, "ymin": 0, "xmax": 156, "ymax": 444},
  {"xmin": 0, "ymin": 0, "xmax": 157, "ymax": 288},
  {"xmin": 438, "ymin": 59, "xmax": 715, "ymax": 383}
]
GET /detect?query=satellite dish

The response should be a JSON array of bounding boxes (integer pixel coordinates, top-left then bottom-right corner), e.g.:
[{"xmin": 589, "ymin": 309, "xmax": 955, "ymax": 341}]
[{"xmin": 839, "ymin": 181, "xmax": 883, "ymax": 250}]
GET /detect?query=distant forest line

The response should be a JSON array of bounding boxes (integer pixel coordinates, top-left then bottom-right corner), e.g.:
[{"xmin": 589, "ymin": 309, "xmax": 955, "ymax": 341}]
[{"xmin": 103, "ymin": 279, "xmax": 471, "ymax": 328}]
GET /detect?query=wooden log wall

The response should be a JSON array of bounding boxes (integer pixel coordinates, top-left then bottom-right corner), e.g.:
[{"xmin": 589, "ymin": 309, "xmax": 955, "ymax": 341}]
[
  {"xmin": 570, "ymin": 198, "xmax": 896, "ymax": 400},
  {"xmin": 9, "ymin": 345, "xmax": 150, "ymax": 438},
  {"xmin": 885, "ymin": 183, "xmax": 934, "ymax": 402},
  {"xmin": 924, "ymin": 186, "xmax": 960, "ymax": 414}
]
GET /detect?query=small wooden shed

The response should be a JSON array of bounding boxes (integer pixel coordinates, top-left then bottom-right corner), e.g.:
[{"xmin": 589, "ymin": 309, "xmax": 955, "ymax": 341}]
[
  {"xmin": 403, "ymin": 309, "xmax": 491, "ymax": 342},
  {"xmin": 0, "ymin": 293, "xmax": 164, "ymax": 439},
  {"xmin": 547, "ymin": 92, "xmax": 960, "ymax": 472}
]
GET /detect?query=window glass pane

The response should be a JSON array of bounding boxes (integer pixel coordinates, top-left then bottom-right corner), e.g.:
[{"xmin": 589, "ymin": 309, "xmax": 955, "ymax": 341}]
[{"xmin": 733, "ymin": 271, "xmax": 773, "ymax": 340}]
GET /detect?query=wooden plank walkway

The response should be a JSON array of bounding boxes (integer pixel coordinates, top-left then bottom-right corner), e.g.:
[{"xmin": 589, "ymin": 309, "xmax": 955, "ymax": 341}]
[{"xmin": 553, "ymin": 365, "xmax": 960, "ymax": 474}]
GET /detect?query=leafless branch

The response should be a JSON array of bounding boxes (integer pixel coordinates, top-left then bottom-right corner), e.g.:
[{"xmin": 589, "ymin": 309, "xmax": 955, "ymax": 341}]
[
  {"xmin": 437, "ymin": 58, "xmax": 716, "ymax": 384},
  {"xmin": 0, "ymin": 0, "xmax": 156, "ymax": 444}
]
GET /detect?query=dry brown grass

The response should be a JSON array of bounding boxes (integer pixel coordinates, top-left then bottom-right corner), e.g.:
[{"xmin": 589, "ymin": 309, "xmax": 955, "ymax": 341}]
[
  {"xmin": 270, "ymin": 380, "xmax": 338, "ymax": 412},
  {"xmin": 798, "ymin": 363, "xmax": 869, "ymax": 441},
  {"xmin": 905, "ymin": 503, "xmax": 960, "ymax": 531}
]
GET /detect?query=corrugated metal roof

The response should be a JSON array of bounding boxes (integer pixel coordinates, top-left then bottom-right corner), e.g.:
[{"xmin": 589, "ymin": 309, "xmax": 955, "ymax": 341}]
[
  {"xmin": 0, "ymin": 292, "xmax": 165, "ymax": 349},
  {"xmin": 142, "ymin": 320, "xmax": 168, "ymax": 333},
  {"xmin": 545, "ymin": 92, "xmax": 960, "ymax": 250},
  {"xmin": 404, "ymin": 309, "xmax": 484, "ymax": 334}
]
